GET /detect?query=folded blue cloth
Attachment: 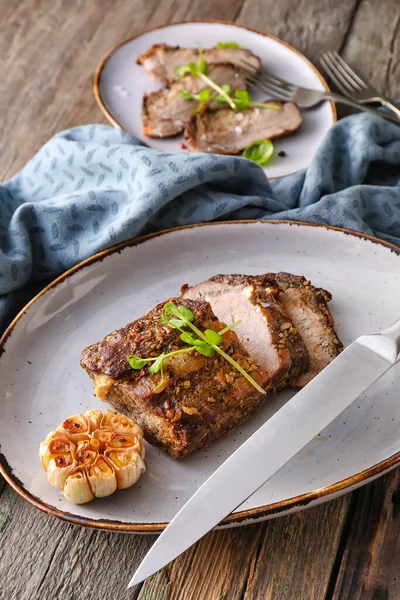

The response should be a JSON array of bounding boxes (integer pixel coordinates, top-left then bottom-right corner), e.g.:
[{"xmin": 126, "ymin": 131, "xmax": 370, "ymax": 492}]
[{"xmin": 1, "ymin": 114, "xmax": 400, "ymax": 332}]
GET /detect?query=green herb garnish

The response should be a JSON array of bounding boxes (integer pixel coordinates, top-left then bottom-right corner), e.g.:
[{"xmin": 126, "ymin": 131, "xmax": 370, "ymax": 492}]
[
  {"xmin": 176, "ymin": 51, "xmax": 236, "ymax": 109},
  {"xmin": 215, "ymin": 41, "xmax": 241, "ymax": 49},
  {"xmin": 127, "ymin": 302, "xmax": 265, "ymax": 395},
  {"xmin": 243, "ymin": 139, "xmax": 274, "ymax": 166},
  {"xmin": 177, "ymin": 56, "xmax": 281, "ymax": 113}
]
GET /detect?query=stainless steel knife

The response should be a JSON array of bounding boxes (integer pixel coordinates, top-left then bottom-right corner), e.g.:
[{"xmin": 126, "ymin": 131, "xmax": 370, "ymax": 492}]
[{"xmin": 128, "ymin": 317, "xmax": 400, "ymax": 588}]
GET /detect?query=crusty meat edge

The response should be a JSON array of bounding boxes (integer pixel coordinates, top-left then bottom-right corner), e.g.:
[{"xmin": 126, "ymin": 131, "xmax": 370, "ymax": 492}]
[{"xmin": 184, "ymin": 101, "xmax": 302, "ymax": 154}]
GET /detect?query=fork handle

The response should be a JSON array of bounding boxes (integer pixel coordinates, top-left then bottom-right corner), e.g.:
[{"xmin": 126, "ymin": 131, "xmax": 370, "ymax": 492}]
[
  {"xmin": 379, "ymin": 98, "xmax": 400, "ymax": 120},
  {"xmin": 324, "ymin": 92, "xmax": 400, "ymax": 124}
]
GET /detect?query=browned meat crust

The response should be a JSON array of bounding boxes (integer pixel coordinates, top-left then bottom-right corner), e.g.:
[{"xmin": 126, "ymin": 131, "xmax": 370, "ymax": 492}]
[
  {"xmin": 252, "ymin": 273, "xmax": 343, "ymax": 387},
  {"xmin": 184, "ymin": 101, "xmax": 303, "ymax": 154},
  {"xmin": 81, "ymin": 298, "xmax": 270, "ymax": 458},
  {"xmin": 182, "ymin": 274, "xmax": 308, "ymax": 389},
  {"xmin": 142, "ymin": 63, "xmax": 247, "ymax": 138},
  {"xmin": 137, "ymin": 43, "xmax": 260, "ymax": 83}
]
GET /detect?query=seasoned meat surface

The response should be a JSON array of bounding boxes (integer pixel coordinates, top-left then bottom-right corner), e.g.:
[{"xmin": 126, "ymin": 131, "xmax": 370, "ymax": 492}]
[
  {"xmin": 182, "ymin": 275, "xmax": 308, "ymax": 389},
  {"xmin": 137, "ymin": 43, "xmax": 260, "ymax": 82},
  {"xmin": 184, "ymin": 101, "xmax": 302, "ymax": 153},
  {"xmin": 81, "ymin": 298, "xmax": 270, "ymax": 458},
  {"xmin": 142, "ymin": 63, "xmax": 247, "ymax": 138},
  {"xmin": 262, "ymin": 273, "xmax": 343, "ymax": 386}
]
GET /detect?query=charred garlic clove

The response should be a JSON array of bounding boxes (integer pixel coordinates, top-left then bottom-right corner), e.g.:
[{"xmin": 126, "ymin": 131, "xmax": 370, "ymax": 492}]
[
  {"xmin": 47, "ymin": 452, "xmax": 77, "ymax": 490},
  {"xmin": 39, "ymin": 431, "xmax": 76, "ymax": 471},
  {"xmin": 40, "ymin": 409, "xmax": 146, "ymax": 504},
  {"xmin": 92, "ymin": 427, "xmax": 114, "ymax": 453},
  {"xmin": 64, "ymin": 468, "xmax": 95, "ymax": 504},
  {"xmin": 85, "ymin": 409, "xmax": 103, "ymax": 432},
  {"xmin": 101, "ymin": 410, "xmax": 144, "ymax": 438},
  {"xmin": 88, "ymin": 456, "xmax": 117, "ymax": 498},
  {"xmin": 56, "ymin": 413, "xmax": 91, "ymax": 443},
  {"xmin": 106, "ymin": 449, "xmax": 146, "ymax": 489}
]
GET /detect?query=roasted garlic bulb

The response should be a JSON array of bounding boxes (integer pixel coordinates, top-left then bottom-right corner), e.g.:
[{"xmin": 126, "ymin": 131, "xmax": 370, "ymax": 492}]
[{"xmin": 40, "ymin": 409, "xmax": 146, "ymax": 504}]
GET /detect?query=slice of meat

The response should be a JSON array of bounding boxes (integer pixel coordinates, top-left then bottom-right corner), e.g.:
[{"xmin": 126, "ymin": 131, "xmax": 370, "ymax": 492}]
[
  {"xmin": 137, "ymin": 43, "xmax": 260, "ymax": 82},
  {"xmin": 142, "ymin": 63, "xmax": 247, "ymax": 138},
  {"xmin": 80, "ymin": 298, "xmax": 270, "ymax": 459},
  {"xmin": 182, "ymin": 275, "xmax": 308, "ymax": 390},
  {"xmin": 184, "ymin": 101, "xmax": 302, "ymax": 153},
  {"xmin": 261, "ymin": 273, "xmax": 343, "ymax": 387}
]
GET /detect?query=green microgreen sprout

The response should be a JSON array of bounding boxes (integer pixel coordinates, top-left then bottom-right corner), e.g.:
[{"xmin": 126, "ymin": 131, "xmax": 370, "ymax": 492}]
[
  {"xmin": 176, "ymin": 50, "xmax": 236, "ymax": 109},
  {"xmin": 127, "ymin": 302, "xmax": 266, "ymax": 395},
  {"xmin": 177, "ymin": 57, "xmax": 282, "ymax": 113}
]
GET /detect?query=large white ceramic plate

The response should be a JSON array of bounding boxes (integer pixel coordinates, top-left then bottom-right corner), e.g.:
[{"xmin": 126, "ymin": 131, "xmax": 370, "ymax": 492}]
[
  {"xmin": 1, "ymin": 221, "xmax": 399, "ymax": 532},
  {"xmin": 94, "ymin": 21, "xmax": 336, "ymax": 179}
]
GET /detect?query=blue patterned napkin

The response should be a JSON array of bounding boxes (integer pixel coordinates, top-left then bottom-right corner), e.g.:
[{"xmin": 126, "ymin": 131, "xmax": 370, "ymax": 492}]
[{"xmin": 1, "ymin": 113, "xmax": 400, "ymax": 331}]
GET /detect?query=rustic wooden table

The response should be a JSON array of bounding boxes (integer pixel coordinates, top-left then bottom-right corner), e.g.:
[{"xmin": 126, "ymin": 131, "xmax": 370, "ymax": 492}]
[{"xmin": 1, "ymin": 1, "xmax": 400, "ymax": 599}]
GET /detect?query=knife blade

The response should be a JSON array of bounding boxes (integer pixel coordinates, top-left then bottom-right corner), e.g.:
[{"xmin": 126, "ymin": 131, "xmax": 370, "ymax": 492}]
[{"xmin": 128, "ymin": 318, "xmax": 400, "ymax": 588}]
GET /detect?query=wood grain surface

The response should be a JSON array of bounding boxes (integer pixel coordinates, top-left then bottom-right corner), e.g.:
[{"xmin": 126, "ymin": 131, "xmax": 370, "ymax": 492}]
[{"xmin": 1, "ymin": 1, "xmax": 400, "ymax": 599}]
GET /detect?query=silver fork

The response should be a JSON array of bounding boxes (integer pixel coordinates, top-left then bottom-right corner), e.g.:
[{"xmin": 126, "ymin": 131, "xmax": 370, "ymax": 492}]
[
  {"xmin": 319, "ymin": 51, "xmax": 400, "ymax": 120},
  {"xmin": 240, "ymin": 60, "xmax": 400, "ymax": 123}
]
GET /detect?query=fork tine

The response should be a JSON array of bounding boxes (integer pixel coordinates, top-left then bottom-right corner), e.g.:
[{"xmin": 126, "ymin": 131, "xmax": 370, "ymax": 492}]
[
  {"xmin": 319, "ymin": 55, "xmax": 354, "ymax": 96},
  {"xmin": 239, "ymin": 59, "xmax": 297, "ymax": 91},
  {"xmin": 324, "ymin": 51, "xmax": 363, "ymax": 92},
  {"xmin": 331, "ymin": 51, "xmax": 368, "ymax": 90},
  {"xmin": 248, "ymin": 78, "xmax": 293, "ymax": 100},
  {"xmin": 255, "ymin": 70, "xmax": 297, "ymax": 91},
  {"xmin": 319, "ymin": 54, "xmax": 355, "ymax": 95},
  {"xmin": 245, "ymin": 73, "xmax": 293, "ymax": 100},
  {"xmin": 249, "ymin": 72, "xmax": 294, "ymax": 97}
]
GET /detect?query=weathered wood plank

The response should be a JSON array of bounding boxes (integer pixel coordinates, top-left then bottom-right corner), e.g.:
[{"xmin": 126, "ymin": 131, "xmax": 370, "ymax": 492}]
[
  {"xmin": 137, "ymin": 522, "xmax": 263, "ymax": 600},
  {"xmin": 342, "ymin": 0, "xmax": 400, "ymax": 98},
  {"xmin": 136, "ymin": 495, "xmax": 352, "ymax": 600},
  {"xmin": 0, "ymin": 486, "xmax": 155, "ymax": 600},
  {"xmin": 237, "ymin": 0, "xmax": 359, "ymax": 61},
  {"xmin": 0, "ymin": 0, "xmax": 244, "ymax": 183},
  {"xmin": 332, "ymin": 468, "xmax": 400, "ymax": 600}
]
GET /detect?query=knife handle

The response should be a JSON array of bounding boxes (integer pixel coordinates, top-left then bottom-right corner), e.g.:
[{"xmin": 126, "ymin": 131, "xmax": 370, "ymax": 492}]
[{"xmin": 381, "ymin": 317, "xmax": 400, "ymax": 361}]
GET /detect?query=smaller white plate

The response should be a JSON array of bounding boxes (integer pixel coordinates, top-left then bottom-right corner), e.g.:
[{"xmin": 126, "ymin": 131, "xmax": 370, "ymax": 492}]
[{"xmin": 94, "ymin": 21, "xmax": 336, "ymax": 179}]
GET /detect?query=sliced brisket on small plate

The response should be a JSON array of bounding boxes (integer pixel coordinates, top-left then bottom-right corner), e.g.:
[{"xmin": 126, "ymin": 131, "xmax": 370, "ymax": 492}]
[
  {"xmin": 184, "ymin": 101, "xmax": 303, "ymax": 153},
  {"xmin": 142, "ymin": 63, "xmax": 247, "ymax": 138},
  {"xmin": 137, "ymin": 43, "xmax": 260, "ymax": 83}
]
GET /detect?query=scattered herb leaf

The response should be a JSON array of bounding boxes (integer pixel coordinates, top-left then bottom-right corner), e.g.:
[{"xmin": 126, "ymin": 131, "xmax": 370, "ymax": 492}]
[
  {"xmin": 243, "ymin": 139, "xmax": 274, "ymax": 166},
  {"xmin": 215, "ymin": 41, "xmax": 241, "ymax": 49}
]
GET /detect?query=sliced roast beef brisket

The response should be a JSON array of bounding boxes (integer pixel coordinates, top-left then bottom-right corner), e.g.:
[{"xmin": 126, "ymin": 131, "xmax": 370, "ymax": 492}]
[
  {"xmin": 184, "ymin": 101, "xmax": 302, "ymax": 153},
  {"xmin": 181, "ymin": 275, "xmax": 308, "ymax": 390},
  {"xmin": 137, "ymin": 43, "xmax": 260, "ymax": 83},
  {"xmin": 142, "ymin": 63, "xmax": 247, "ymax": 138},
  {"xmin": 262, "ymin": 272, "xmax": 343, "ymax": 386},
  {"xmin": 182, "ymin": 272, "xmax": 342, "ymax": 388},
  {"xmin": 80, "ymin": 298, "xmax": 270, "ymax": 458}
]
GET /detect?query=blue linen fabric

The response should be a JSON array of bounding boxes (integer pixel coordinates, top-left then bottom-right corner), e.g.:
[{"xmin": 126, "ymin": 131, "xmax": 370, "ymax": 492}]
[{"xmin": 1, "ymin": 114, "xmax": 400, "ymax": 332}]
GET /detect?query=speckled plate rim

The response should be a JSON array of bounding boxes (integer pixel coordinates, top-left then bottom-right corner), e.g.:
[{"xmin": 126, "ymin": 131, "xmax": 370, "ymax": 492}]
[
  {"xmin": 0, "ymin": 220, "xmax": 399, "ymax": 533},
  {"xmin": 93, "ymin": 20, "xmax": 337, "ymax": 180}
]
